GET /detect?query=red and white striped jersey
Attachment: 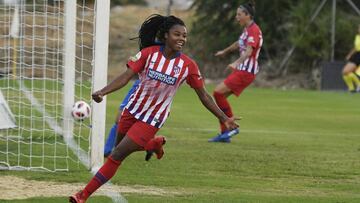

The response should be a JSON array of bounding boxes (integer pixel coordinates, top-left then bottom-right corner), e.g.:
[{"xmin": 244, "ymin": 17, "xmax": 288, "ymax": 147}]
[
  {"xmin": 125, "ymin": 45, "xmax": 204, "ymax": 128},
  {"xmin": 237, "ymin": 22, "xmax": 263, "ymax": 74}
]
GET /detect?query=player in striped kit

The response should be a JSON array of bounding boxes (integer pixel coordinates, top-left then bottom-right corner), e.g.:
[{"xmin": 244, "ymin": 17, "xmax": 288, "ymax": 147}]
[
  {"xmin": 209, "ymin": 1, "xmax": 263, "ymax": 142},
  {"xmin": 70, "ymin": 14, "xmax": 239, "ymax": 203}
]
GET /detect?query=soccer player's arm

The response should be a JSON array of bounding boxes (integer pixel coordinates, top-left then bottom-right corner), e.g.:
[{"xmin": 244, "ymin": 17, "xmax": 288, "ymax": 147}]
[
  {"xmin": 186, "ymin": 62, "xmax": 239, "ymax": 130},
  {"xmin": 228, "ymin": 29, "xmax": 259, "ymax": 69},
  {"xmin": 215, "ymin": 41, "xmax": 239, "ymax": 57},
  {"xmin": 92, "ymin": 49, "xmax": 148, "ymax": 103}
]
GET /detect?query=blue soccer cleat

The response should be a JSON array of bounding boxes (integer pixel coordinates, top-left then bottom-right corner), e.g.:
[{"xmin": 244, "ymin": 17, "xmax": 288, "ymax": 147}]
[
  {"xmin": 208, "ymin": 133, "xmax": 232, "ymax": 143},
  {"xmin": 208, "ymin": 134, "xmax": 223, "ymax": 142},
  {"xmin": 219, "ymin": 128, "xmax": 240, "ymax": 140}
]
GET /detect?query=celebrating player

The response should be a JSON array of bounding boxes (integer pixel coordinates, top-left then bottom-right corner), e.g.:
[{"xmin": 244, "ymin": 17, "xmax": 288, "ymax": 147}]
[
  {"xmin": 69, "ymin": 14, "xmax": 239, "ymax": 203},
  {"xmin": 342, "ymin": 24, "xmax": 360, "ymax": 93},
  {"xmin": 208, "ymin": 1, "xmax": 263, "ymax": 142}
]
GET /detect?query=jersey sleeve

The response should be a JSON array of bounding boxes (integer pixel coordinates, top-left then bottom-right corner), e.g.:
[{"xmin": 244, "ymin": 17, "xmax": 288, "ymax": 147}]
[
  {"xmin": 246, "ymin": 27, "xmax": 260, "ymax": 48},
  {"xmin": 126, "ymin": 48, "xmax": 151, "ymax": 73},
  {"xmin": 186, "ymin": 61, "xmax": 205, "ymax": 89}
]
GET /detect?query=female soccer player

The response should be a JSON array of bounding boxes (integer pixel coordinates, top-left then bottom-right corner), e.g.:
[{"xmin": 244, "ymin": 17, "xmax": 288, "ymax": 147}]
[
  {"xmin": 208, "ymin": 1, "xmax": 263, "ymax": 143},
  {"xmin": 342, "ymin": 24, "xmax": 360, "ymax": 93},
  {"xmin": 69, "ymin": 14, "xmax": 239, "ymax": 203}
]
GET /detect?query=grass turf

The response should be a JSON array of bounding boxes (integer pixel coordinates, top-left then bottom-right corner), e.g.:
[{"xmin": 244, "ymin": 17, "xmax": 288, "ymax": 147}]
[{"xmin": 1, "ymin": 85, "xmax": 360, "ymax": 202}]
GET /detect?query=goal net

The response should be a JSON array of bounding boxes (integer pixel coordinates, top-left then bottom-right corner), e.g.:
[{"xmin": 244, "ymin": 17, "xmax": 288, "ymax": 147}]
[{"xmin": 0, "ymin": 0, "xmax": 109, "ymax": 172}]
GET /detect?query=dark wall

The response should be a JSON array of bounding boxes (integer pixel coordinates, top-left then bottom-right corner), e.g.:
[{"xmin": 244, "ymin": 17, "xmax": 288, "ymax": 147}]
[{"xmin": 321, "ymin": 61, "xmax": 347, "ymax": 91}]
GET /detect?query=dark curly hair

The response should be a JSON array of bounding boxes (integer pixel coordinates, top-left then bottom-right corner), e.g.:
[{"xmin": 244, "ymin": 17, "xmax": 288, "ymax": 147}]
[{"xmin": 133, "ymin": 14, "xmax": 185, "ymax": 50}]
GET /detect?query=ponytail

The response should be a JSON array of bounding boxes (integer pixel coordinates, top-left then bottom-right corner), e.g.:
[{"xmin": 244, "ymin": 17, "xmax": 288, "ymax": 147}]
[{"xmin": 132, "ymin": 14, "xmax": 185, "ymax": 50}]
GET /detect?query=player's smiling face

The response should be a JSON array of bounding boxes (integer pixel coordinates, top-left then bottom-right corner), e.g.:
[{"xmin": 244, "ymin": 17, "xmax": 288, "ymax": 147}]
[{"xmin": 165, "ymin": 25, "xmax": 187, "ymax": 52}]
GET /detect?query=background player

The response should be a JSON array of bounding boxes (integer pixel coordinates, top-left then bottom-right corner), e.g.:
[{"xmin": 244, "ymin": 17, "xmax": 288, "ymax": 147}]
[
  {"xmin": 209, "ymin": 1, "xmax": 263, "ymax": 142},
  {"xmin": 342, "ymin": 24, "xmax": 360, "ymax": 93}
]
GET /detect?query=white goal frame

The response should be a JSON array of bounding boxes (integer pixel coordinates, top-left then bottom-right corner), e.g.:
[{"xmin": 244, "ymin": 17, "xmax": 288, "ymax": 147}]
[
  {"xmin": 63, "ymin": 0, "xmax": 110, "ymax": 171},
  {"xmin": 0, "ymin": 0, "xmax": 110, "ymax": 172}
]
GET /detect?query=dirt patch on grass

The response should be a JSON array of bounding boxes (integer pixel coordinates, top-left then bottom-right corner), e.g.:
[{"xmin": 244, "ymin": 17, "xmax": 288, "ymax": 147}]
[{"xmin": 0, "ymin": 176, "xmax": 184, "ymax": 200}]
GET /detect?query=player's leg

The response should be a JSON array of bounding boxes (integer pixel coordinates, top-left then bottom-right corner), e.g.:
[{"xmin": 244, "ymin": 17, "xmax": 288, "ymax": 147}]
[
  {"xmin": 355, "ymin": 66, "xmax": 360, "ymax": 78},
  {"xmin": 209, "ymin": 71, "xmax": 254, "ymax": 142},
  {"xmin": 349, "ymin": 72, "xmax": 360, "ymax": 92},
  {"xmin": 208, "ymin": 82, "xmax": 234, "ymax": 142},
  {"xmin": 70, "ymin": 136, "xmax": 142, "ymax": 203},
  {"xmin": 70, "ymin": 109, "xmax": 143, "ymax": 202},
  {"xmin": 209, "ymin": 83, "xmax": 237, "ymax": 143},
  {"xmin": 213, "ymin": 82, "xmax": 233, "ymax": 133},
  {"xmin": 342, "ymin": 62, "xmax": 359, "ymax": 92},
  {"xmin": 355, "ymin": 66, "xmax": 360, "ymax": 91},
  {"xmin": 112, "ymin": 108, "xmax": 165, "ymax": 160}
]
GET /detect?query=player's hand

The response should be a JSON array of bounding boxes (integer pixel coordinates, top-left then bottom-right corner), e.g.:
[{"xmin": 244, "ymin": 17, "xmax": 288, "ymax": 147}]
[
  {"xmin": 224, "ymin": 116, "xmax": 241, "ymax": 131},
  {"xmin": 215, "ymin": 50, "xmax": 226, "ymax": 57},
  {"xmin": 227, "ymin": 62, "xmax": 238, "ymax": 70},
  {"xmin": 92, "ymin": 90, "xmax": 104, "ymax": 103}
]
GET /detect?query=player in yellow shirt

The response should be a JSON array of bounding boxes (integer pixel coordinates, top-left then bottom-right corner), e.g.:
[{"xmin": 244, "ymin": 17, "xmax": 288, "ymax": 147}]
[{"xmin": 342, "ymin": 24, "xmax": 360, "ymax": 93}]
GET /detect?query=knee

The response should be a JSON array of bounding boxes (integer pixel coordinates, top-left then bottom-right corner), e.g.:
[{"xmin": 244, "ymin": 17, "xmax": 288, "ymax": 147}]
[
  {"xmin": 110, "ymin": 148, "xmax": 128, "ymax": 162},
  {"xmin": 342, "ymin": 69, "xmax": 350, "ymax": 75},
  {"xmin": 109, "ymin": 150, "xmax": 121, "ymax": 161},
  {"xmin": 343, "ymin": 64, "xmax": 356, "ymax": 75}
]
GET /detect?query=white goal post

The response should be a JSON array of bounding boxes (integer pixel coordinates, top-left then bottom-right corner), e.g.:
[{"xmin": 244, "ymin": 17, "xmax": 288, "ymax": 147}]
[{"xmin": 0, "ymin": 0, "xmax": 110, "ymax": 172}]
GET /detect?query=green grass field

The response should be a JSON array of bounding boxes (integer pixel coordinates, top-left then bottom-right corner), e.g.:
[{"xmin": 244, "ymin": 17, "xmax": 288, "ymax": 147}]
[{"xmin": 1, "ymin": 84, "xmax": 360, "ymax": 202}]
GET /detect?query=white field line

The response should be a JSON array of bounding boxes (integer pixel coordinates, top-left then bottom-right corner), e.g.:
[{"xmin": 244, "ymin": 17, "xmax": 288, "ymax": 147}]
[
  {"xmin": 19, "ymin": 80, "xmax": 126, "ymax": 203},
  {"xmin": 165, "ymin": 127, "xmax": 354, "ymax": 137}
]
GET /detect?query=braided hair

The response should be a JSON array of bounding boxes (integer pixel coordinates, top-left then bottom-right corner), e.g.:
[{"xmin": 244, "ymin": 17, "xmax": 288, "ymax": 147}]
[
  {"xmin": 239, "ymin": 1, "xmax": 255, "ymax": 19},
  {"xmin": 135, "ymin": 14, "xmax": 185, "ymax": 50}
]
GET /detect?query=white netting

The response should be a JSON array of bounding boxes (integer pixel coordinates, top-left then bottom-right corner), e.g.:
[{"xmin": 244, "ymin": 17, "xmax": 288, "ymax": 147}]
[{"xmin": 0, "ymin": 0, "xmax": 102, "ymax": 172}]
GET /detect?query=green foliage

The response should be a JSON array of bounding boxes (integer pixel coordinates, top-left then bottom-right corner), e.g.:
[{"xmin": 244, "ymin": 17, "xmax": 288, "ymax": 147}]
[
  {"xmin": 189, "ymin": 0, "xmax": 240, "ymax": 77},
  {"xmin": 287, "ymin": 1, "xmax": 359, "ymax": 72},
  {"xmin": 189, "ymin": 0, "xmax": 302, "ymax": 77},
  {"xmin": 190, "ymin": 0, "xmax": 239, "ymax": 57},
  {"xmin": 190, "ymin": 0, "xmax": 360, "ymax": 76}
]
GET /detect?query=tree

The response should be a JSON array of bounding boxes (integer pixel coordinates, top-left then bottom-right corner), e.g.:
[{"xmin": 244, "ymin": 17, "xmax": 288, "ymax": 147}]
[
  {"xmin": 189, "ymin": 0, "xmax": 297, "ymax": 78},
  {"xmin": 189, "ymin": 0, "xmax": 360, "ymax": 79},
  {"xmin": 286, "ymin": 1, "xmax": 359, "ymax": 73}
]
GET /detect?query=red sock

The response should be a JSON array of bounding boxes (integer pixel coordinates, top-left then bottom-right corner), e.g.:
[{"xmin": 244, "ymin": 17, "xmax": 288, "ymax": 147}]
[
  {"xmin": 213, "ymin": 91, "xmax": 233, "ymax": 133},
  {"xmin": 83, "ymin": 156, "xmax": 121, "ymax": 198}
]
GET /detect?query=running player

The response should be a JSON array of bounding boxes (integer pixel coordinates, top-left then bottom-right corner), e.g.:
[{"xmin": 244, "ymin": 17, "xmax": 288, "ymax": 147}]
[
  {"xmin": 69, "ymin": 14, "xmax": 239, "ymax": 203},
  {"xmin": 209, "ymin": 1, "xmax": 263, "ymax": 142},
  {"xmin": 342, "ymin": 24, "xmax": 360, "ymax": 93}
]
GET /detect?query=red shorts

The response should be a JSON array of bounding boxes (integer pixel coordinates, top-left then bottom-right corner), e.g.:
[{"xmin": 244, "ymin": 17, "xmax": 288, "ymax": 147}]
[
  {"xmin": 224, "ymin": 70, "xmax": 255, "ymax": 96},
  {"xmin": 117, "ymin": 109, "xmax": 159, "ymax": 148}
]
